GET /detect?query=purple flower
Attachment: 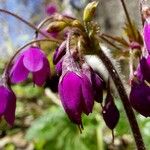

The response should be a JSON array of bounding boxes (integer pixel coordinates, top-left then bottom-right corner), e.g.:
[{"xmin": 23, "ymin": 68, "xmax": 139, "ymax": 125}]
[
  {"xmin": 58, "ymin": 71, "xmax": 94, "ymax": 125},
  {"xmin": 45, "ymin": 3, "xmax": 57, "ymax": 16},
  {"xmin": 134, "ymin": 56, "xmax": 150, "ymax": 82},
  {"xmin": 143, "ymin": 21, "xmax": 150, "ymax": 53},
  {"xmin": 10, "ymin": 47, "xmax": 50, "ymax": 86},
  {"xmin": 91, "ymin": 72, "xmax": 104, "ymax": 103},
  {"xmin": 102, "ymin": 90, "xmax": 119, "ymax": 130},
  {"xmin": 81, "ymin": 63, "xmax": 104, "ymax": 103},
  {"xmin": 130, "ymin": 80, "xmax": 150, "ymax": 117},
  {"xmin": 0, "ymin": 85, "xmax": 16, "ymax": 126}
]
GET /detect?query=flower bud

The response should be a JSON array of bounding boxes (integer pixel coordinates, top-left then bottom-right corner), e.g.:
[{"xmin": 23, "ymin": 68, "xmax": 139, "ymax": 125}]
[
  {"xmin": 71, "ymin": 20, "xmax": 84, "ymax": 30},
  {"xmin": 46, "ymin": 21, "xmax": 68, "ymax": 33},
  {"xmin": 102, "ymin": 89, "xmax": 119, "ymax": 130},
  {"xmin": 83, "ymin": 1, "xmax": 99, "ymax": 22},
  {"xmin": 130, "ymin": 80, "xmax": 150, "ymax": 117}
]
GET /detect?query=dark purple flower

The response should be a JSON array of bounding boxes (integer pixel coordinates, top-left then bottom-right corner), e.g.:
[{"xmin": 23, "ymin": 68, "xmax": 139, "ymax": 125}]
[
  {"xmin": 58, "ymin": 71, "xmax": 94, "ymax": 125},
  {"xmin": 134, "ymin": 56, "xmax": 150, "ymax": 82},
  {"xmin": 10, "ymin": 47, "xmax": 50, "ymax": 86},
  {"xmin": 91, "ymin": 71, "xmax": 104, "ymax": 103},
  {"xmin": 81, "ymin": 73, "xmax": 94, "ymax": 114},
  {"xmin": 45, "ymin": 3, "xmax": 57, "ymax": 16},
  {"xmin": 143, "ymin": 21, "xmax": 150, "ymax": 53},
  {"xmin": 130, "ymin": 80, "xmax": 150, "ymax": 117},
  {"xmin": 81, "ymin": 63, "xmax": 104, "ymax": 103},
  {"xmin": 102, "ymin": 90, "xmax": 119, "ymax": 130},
  {"xmin": 0, "ymin": 85, "xmax": 16, "ymax": 126},
  {"xmin": 58, "ymin": 72, "xmax": 83, "ymax": 125}
]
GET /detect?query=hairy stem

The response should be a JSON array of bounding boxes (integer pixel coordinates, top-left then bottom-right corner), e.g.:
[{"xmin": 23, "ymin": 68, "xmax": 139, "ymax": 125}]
[
  {"xmin": 97, "ymin": 46, "xmax": 145, "ymax": 150},
  {"xmin": 0, "ymin": 9, "xmax": 59, "ymax": 42}
]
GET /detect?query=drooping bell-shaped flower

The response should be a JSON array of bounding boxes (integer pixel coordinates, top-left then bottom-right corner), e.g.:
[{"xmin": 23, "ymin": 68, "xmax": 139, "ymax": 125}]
[
  {"xmin": 102, "ymin": 87, "xmax": 119, "ymax": 130},
  {"xmin": 58, "ymin": 47, "xmax": 95, "ymax": 125},
  {"xmin": 58, "ymin": 71, "xmax": 83, "ymax": 125},
  {"xmin": 10, "ymin": 46, "xmax": 50, "ymax": 86},
  {"xmin": 130, "ymin": 80, "xmax": 150, "ymax": 117},
  {"xmin": 143, "ymin": 21, "xmax": 150, "ymax": 53},
  {"xmin": 0, "ymin": 85, "xmax": 16, "ymax": 126},
  {"xmin": 58, "ymin": 70, "xmax": 94, "ymax": 125}
]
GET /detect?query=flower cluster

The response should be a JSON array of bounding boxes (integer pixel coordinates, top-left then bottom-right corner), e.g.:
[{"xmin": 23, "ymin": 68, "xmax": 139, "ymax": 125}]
[
  {"xmin": 0, "ymin": 46, "xmax": 50, "ymax": 126},
  {"xmin": 52, "ymin": 33, "xmax": 120, "ymax": 130},
  {"xmin": 130, "ymin": 19, "xmax": 150, "ymax": 117},
  {"xmin": 53, "ymin": 38, "xmax": 104, "ymax": 126},
  {"xmin": 0, "ymin": 1, "xmax": 120, "ymax": 131}
]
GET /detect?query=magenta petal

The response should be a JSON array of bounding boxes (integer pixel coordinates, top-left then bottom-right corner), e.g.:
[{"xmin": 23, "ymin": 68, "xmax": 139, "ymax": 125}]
[
  {"xmin": 144, "ymin": 22, "xmax": 150, "ymax": 53},
  {"xmin": 92, "ymin": 72, "xmax": 104, "ymax": 103},
  {"xmin": 46, "ymin": 3, "xmax": 57, "ymax": 15},
  {"xmin": 4, "ymin": 90, "xmax": 16, "ymax": 126},
  {"xmin": 0, "ymin": 86, "xmax": 9, "ymax": 115},
  {"xmin": 58, "ymin": 72, "xmax": 82, "ymax": 125},
  {"xmin": 55, "ymin": 60, "xmax": 62, "ymax": 75},
  {"xmin": 81, "ymin": 74, "xmax": 94, "ymax": 115},
  {"xmin": 33, "ymin": 58, "xmax": 50, "ymax": 86},
  {"xmin": 10, "ymin": 56, "xmax": 29, "ymax": 83},
  {"xmin": 23, "ymin": 47, "xmax": 44, "ymax": 72},
  {"xmin": 53, "ymin": 41, "xmax": 66, "ymax": 65},
  {"xmin": 130, "ymin": 81, "xmax": 150, "ymax": 117},
  {"xmin": 102, "ymin": 92, "xmax": 120, "ymax": 130},
  {"xmin": 135, "ymin": 56, "xmax": 150, "ymax": 82}
]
